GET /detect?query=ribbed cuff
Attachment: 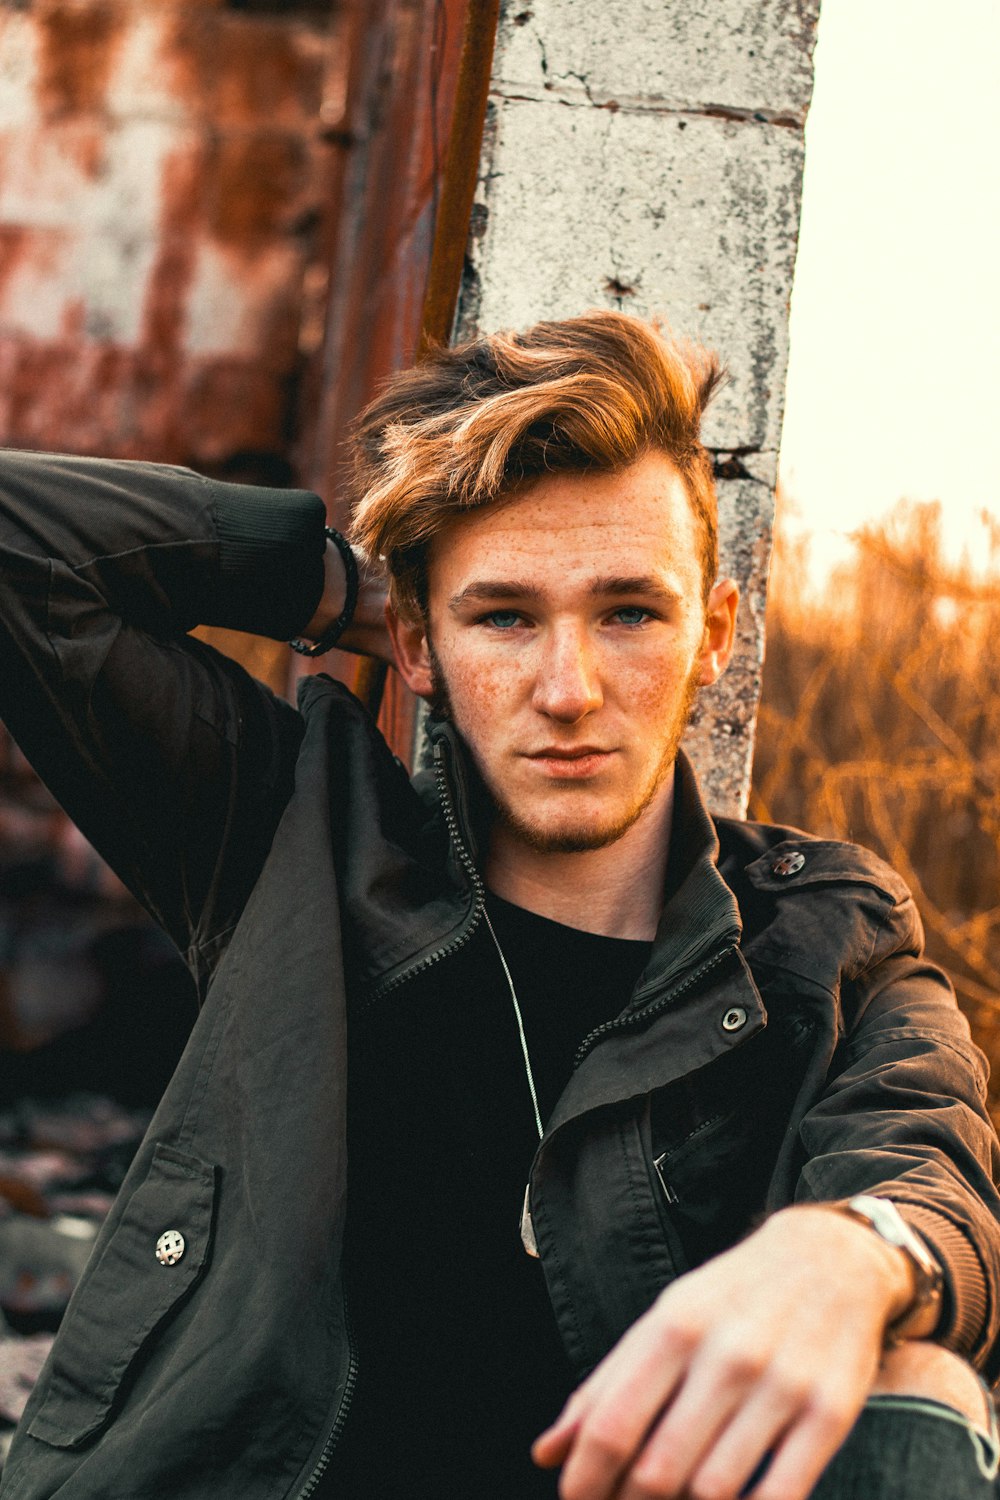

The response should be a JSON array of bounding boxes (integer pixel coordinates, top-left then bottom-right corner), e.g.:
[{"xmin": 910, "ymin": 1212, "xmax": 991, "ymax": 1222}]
[
  {"xmin": 897, "ymin": 1203, "xmax": 990, "ymax": 1359},
  {"xmin": 208, "ymin": 482, "xmax": 328, "ymax": 640}
]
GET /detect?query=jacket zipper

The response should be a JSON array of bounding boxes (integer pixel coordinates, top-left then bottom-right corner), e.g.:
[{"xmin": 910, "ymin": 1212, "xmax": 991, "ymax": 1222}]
[
  {"xmin": 298, "ymin": 746, "xmax": 481, "ymax": 1491},
  {"xmin": 295, "ymin": 1292, "xmax": 359, "ymax": 1500},
  {"xmin": 366, "ymin": 741, "xmax": 485, "ymax": 1005},
  {"xmin": 572, "ymin": 943, "xmax": 737, "ymax": 1066}
]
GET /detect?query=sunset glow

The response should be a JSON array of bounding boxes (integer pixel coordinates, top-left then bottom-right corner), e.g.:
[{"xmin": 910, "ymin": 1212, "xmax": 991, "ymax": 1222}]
[{"xmin": 778, "ymin": 0, "xmax": 1000, "ymax": 578}]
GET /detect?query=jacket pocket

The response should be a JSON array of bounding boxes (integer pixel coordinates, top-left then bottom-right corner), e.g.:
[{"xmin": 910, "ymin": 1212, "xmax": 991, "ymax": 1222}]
[
  {"xmin": 654, "ymin": 1108, "xmax": 758, "ymax": 1251},
  {"xmin": 27, "ymin": 1142, "xmax": 217, "ymax": 1449}
]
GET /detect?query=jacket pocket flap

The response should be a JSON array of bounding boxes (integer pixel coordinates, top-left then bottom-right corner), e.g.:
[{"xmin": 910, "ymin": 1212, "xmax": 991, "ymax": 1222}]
[
  {"xmin": 745, "ymin": 840, "xmax": 908, "ymax": 902},
  {"xmin": 28, "ymin": 1143, "xmax": 217, "ymax": 1449}
]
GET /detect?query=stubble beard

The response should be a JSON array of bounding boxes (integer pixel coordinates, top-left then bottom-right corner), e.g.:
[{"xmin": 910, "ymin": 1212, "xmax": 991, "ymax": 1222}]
[{"xmin": 428, "ymin": 640, "xmax": 700, "ymax": 856}]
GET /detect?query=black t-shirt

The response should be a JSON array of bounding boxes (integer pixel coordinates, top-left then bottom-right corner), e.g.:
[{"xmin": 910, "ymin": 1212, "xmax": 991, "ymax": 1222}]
[{"xmin": 322, "ymin": 894, "xmax": 652, "ymax": 1499}]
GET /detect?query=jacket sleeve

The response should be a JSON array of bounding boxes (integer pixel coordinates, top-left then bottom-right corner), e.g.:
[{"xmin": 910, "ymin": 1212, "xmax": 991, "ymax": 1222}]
[
  {"xmin": 0, "ymin": 447, "xmax": 328, "ymax": 993},
  {"xmin": 793, "ymin": 887, "xmax": 1000, "ymax": 1373}
]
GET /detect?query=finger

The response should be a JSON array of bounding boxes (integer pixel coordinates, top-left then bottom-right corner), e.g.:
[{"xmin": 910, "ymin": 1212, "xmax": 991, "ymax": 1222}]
[
  {"xmin": 533, "ymin": 1395, "xmax": 585, "ymax": 1468},
  {"xmin": 534, "ymin": 1371, "xmax": 600, "ymax": 1455},
  {"xmin": 613, "ymin": 1343, "xmax": 769, "ymax": 1500},
  {"xmin": 533, "ymin": 1313, "xmax": 676, "ymax": 1465},
  {"xmin": 746, "ymin": 1394, "xmax": 858, "ymax": 1500},
  {"xmin": 679, "ymin": 1377, "xmax": 807, "ymax": 1500},
  {"xmin": 550, "ymin": 1329, "xmax": 694, "ymax": 1500}
]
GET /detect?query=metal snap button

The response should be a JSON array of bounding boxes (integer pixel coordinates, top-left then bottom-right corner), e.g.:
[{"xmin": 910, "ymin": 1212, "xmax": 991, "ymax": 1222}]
[
  {"xmin": 155, "ymin": 1230, "xmax": 186, "ymax": 1266},
  {"xmin": 722, "ymin": 1006, "xmax": 747, "ymax": 1033},
  {"xmin": 772, "ymin": 851, "xmax": 805, "ymax": 878}
]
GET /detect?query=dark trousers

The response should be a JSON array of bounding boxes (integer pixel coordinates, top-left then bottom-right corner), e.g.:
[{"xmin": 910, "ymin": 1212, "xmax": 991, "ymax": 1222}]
[{"xmin": 810, "ymin": 1394, "xmax": 1000, "ymax": 1498}]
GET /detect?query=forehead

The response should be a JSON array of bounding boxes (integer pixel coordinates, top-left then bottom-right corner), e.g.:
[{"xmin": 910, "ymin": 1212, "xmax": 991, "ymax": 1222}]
[{"xmin": 427, "ymin": 450, "xmax": 703, "ymax": 598}]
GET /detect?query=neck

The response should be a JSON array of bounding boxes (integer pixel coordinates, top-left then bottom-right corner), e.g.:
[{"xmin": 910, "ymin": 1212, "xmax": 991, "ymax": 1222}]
[{"xmin": 484, "ymin": 773, "xmax": 675, "ymax": 941}]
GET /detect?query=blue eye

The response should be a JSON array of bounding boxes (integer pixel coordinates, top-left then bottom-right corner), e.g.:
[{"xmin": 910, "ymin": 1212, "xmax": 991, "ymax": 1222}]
[
  {"xmin": 613, "ymin": 607, "xmax": 649, "ymax": 626},
  {"xmin": 486, "ymin": 610, "xmax": 521, "ymax": 629}
]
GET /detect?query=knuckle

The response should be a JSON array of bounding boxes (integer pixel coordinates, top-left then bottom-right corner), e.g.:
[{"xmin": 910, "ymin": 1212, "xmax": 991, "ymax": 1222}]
[
  {"xmin": 712, "ymin": 1335, "xmax": 768, "ymax": 1386},
  {"xmin": 689, "ymin": 1472, "xmax": 740, "ymax": 1500},
  {"xmin": 808, "ymin": 1388, "xmax": 857, "ymax": 1436},
  {"xmin": 626, "ymin": 1467, "xmax": 675, "ymax": 1500},
  {"xmin": 660, "ymin": 1313, "xmax": 703, "ymax": 1358},
  {"xmin": 559, "ymin": 1465, "xmax": 601, "ymax": 1500},
  {"xmin": 755, "ymin": 1483, "xmax": 804, "ymax": 1500},
  {"xmin": 584, "ymin": 1418, "xmax": 633, "ymax": 1466},
  {"xmin": 765, "ymin": 1363, "xmax": 811, "ymax": 1408}
]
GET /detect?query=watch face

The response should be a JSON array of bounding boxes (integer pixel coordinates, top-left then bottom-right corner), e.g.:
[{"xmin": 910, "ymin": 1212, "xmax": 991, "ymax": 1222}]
[
  {"xmin": 845, "ymin": 1196, "xmax": 944, "ymax": 1342},
  {"xmin": 848, "ymin": 1196, "xmax": 942, "ymax": 1280},
  {"xmin": 861, "ymin": 1197, "xmax": 905, "ymax": 1241}
]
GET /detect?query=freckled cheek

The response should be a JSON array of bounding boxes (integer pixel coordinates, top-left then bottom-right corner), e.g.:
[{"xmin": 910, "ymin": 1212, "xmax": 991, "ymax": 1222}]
[
  {"xmin": 441, "ymin": 652, "xmax": 534, "ymax": 725},
  {"xmin": 613, "ymin": 657, "xmax": 694, "ymax": 716}
]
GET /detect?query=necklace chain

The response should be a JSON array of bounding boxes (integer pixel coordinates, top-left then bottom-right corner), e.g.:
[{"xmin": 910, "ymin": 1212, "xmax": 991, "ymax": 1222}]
[{"xmin": 482, "ymin": 908, "xmax": 544, "ymax": 1141}]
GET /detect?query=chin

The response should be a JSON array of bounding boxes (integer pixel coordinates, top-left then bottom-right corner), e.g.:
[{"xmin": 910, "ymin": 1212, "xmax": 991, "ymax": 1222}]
[{"xmin": 499, "ymin": 801, "xmax": 645, "ymax": 855}]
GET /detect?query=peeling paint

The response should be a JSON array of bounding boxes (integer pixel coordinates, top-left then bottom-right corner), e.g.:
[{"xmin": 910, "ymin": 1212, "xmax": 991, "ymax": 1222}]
[
  {"xmin": 35, "ymin": 4, "xmax": 126, "ymax": 121},
  {"xmin": 0, "ymin": 4, "xmax": 340, "ymax": 473}
]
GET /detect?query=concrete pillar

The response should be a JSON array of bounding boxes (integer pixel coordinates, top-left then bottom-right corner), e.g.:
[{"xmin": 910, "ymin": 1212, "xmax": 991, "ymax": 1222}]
[{"xmin": 457, "ymin": 0, "xmax": 820, "ymax": 814}]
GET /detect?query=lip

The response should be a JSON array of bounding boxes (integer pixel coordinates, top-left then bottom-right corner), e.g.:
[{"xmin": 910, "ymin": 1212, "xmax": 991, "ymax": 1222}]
[{"xmin": 523, "ymin": 747, "xmax": 616, "ymax": 778}]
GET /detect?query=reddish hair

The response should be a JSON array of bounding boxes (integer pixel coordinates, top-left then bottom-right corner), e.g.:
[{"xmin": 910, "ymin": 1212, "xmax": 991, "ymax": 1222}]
[{"xmin": 347, "ymin": 310, "xmax": 723, "ymax": 617}]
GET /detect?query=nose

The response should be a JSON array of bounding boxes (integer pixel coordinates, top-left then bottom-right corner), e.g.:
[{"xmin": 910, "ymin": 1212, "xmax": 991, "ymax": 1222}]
[{"xmin": 531, "ymin": 625, "xmax": 604, "ymax": 723}]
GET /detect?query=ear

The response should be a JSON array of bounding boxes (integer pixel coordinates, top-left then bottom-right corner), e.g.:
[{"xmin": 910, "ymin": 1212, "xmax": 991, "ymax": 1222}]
[
  {"xmin": 385, "ymin": 601, "xmax": 435, "ymax": 699},
  {"xmin": 697, "ymin": 578, "xmax": 739, "ymax": 686}
]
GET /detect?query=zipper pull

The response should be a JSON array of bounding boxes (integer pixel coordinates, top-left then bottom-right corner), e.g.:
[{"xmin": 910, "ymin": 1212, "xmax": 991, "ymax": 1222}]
[
  {"xmin": 520, "ymin": 1183, "xmax": 539, "ymax": 1258},
  {"xmin": 654, "ymin": 1153, "xmax": 679, "ymax": 1205}
]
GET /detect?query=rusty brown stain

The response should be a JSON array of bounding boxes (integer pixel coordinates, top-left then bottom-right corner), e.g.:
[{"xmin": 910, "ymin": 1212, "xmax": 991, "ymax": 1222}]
[
  {"xmin": 183, "ymin": 358, "xmax": 296, "ymax": 461},
  {"xmin": 163, "ymin": 12, "xmax": 325, "ymax": 130},
  {"xmin": 59, "ymin": 298, "xmax": 87, "ymax": 341},
  {"xmin": 156, "ymin": 9, "xmax": 213, "ymax": 122},
  {"xmin": 206, "ymin": 134, "xmax": 306, "ymax": 251},
  {"xmin": 61, "ymin": 122, "xmax": 105, "ymax": 180},
  {"xmin": 0, "ymin": 226, "xmax": 33, "ymax": 304},
  {"xmin": 1, "ymin": 0, "xmax": 336, "ymax": 519},
  {"xmin": 211, "ymin": 17, "xmax": 324, "ymax": 127},
  {"xmin": 35, "ymin": 4, "xmax": 127, "ymax": 120},
  {"xmin": 140, "ymin": 143, "xmax": 205, "ymax": 363}
]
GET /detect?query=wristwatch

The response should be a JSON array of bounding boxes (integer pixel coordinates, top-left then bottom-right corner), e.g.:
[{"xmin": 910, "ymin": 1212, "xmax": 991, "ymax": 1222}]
[{"xmin": 837, "ymin": 1195, "xmax": 944, "ymax": 1342}]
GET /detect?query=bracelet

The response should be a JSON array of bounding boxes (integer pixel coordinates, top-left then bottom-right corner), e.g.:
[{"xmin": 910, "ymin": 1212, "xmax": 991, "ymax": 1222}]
[{"xmin": 289, "ymin": 526, "xmax": 360, "ymax": 657}]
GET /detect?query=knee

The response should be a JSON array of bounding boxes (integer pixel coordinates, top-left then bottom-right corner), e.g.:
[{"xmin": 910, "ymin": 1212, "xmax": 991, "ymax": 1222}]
[{"xmin": 871, "ymin": 1341, "xmax": 992, "ymax": 1430}]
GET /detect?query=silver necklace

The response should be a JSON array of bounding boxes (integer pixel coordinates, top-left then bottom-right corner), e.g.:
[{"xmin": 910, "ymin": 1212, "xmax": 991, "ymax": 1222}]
[{"xmin": 482, "ymin": 908, "xmax": 543, "ymax": 1258}]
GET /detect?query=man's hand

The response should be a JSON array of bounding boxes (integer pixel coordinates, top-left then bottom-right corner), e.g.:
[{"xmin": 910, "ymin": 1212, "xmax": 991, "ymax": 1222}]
[
  {"xmin": 532, "ymin": 1205, "xmax": 916, "ymax": 1500},
  {"xmin": 301, "ymin": 538, "xmax": 392, "ymax": 661}
]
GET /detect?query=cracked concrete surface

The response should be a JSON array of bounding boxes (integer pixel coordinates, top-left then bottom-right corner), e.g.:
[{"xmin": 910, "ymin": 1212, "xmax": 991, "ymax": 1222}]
[
  {"xmin": 457, "ymin": 0, "xmax": 818, "ymax": 814},
  {"xmin": 498, "ymin": 0, "xmax": 818, "ymax": 118}
]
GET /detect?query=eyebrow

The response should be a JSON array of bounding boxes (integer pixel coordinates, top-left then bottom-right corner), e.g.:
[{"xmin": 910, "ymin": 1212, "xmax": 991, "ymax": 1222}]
[{"xmin": 447, "ymin": 575, "xmax": 685, "ymax": 612}]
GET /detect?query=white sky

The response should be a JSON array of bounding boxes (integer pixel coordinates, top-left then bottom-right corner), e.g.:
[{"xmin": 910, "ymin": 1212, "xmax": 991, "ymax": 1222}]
[{"xmin": 777, "ymin": 0, "xmax": 1000, "ymax": 575}]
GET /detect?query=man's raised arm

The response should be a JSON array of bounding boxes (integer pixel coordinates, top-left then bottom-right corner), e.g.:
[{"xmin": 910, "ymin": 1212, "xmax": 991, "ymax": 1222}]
[{"xmin": 0, "ymin": 449, "xmax": 331, "ymax": 987}]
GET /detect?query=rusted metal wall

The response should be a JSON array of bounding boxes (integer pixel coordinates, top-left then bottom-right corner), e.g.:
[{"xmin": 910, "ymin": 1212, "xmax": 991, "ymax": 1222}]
[
  {"xmin": 0, "ymin": 0, "xmax": 353, "ymax": 694},
  {"xmin": 0, "ymin": 0, "xmax": 342, "ymax": 472},
  {"xmin": 296, "ymin": 0, "xmax": 471, "ymax": 757},
  {"xmin": 0, "ymin": 0, "xmax": 480, "ymax": 1058}
]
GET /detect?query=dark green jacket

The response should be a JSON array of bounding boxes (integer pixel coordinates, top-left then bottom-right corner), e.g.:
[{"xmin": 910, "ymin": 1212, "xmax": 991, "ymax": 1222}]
[{"xmin": 1, "ymin": 451, "xmax": 998, "ymax": 1500}]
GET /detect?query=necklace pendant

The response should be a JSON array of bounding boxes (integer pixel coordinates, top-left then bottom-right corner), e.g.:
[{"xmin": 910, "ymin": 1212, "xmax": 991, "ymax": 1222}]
[{"xmin": 520, "ymin": 1183, "xmax": 539, "ymax": 1258}]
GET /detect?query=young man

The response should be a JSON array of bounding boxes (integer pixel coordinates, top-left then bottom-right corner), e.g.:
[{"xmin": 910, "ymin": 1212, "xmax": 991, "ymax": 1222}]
[{"xmin": 0, "ymin": 312, "xmax": 998, "ymax": 1500}]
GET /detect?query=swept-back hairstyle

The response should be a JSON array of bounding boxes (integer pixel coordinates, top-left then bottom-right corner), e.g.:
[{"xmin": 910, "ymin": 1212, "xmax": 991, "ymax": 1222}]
[{"xmin": 347, "ymin": 310, "xmax": 724, "ymax": 618}]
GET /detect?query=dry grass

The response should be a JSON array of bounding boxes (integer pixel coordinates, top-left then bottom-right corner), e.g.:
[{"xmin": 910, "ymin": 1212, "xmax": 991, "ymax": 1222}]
[{"xmin": 751, "ymin": 501, "xmax": 1000, "ymax": 1111}]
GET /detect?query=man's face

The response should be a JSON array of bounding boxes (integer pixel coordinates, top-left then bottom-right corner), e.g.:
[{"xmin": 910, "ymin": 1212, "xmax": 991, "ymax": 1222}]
[{"xmin": 390, "ymin": 450, "xmax": 736, "ymax": 854}]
